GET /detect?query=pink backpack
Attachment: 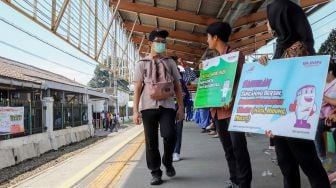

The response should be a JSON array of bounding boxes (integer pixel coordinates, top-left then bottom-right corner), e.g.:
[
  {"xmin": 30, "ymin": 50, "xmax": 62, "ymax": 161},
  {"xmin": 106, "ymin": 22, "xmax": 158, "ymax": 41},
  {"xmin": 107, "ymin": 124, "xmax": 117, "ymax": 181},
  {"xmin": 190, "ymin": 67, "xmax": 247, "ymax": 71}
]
[{"xmin": 141, "ymin": 57, "xmax": 175, "ymax": 100}]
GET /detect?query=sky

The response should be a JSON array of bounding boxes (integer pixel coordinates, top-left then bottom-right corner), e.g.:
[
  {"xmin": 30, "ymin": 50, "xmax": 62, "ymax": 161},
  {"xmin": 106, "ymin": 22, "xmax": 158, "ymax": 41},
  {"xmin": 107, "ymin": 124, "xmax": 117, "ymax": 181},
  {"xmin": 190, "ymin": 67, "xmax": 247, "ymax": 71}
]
[
  {"xmin": 0, "ymin": 2, "xmax": 97, "ymax": 85},
  {"xmin": 253, "ymin": 0, "xmax": 336, "ymax": 60},
  {"xmin": 0, "ymin": 1, "xmax": 335, "ymax": 85}
]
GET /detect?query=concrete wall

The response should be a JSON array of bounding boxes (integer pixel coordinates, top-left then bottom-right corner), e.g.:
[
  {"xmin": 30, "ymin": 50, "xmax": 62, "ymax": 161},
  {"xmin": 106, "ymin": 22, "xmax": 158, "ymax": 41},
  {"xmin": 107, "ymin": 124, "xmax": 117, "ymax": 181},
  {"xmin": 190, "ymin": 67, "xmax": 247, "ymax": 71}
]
[{"xmin": 0, "ymin": 125, "xmax": 92, "ymax": 170}]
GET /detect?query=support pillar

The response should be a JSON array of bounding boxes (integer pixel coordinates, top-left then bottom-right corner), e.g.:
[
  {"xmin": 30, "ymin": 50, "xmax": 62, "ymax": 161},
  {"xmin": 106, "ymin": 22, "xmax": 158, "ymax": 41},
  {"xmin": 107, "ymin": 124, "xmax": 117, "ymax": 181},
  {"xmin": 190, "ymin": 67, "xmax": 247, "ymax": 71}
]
[
  {"xmin": 87, "ymin": 98, "xmax": 94, "ymax": 137},
  {"xmin": 42, "ymin": 97, "xmax": 57, "ymax": 150}
]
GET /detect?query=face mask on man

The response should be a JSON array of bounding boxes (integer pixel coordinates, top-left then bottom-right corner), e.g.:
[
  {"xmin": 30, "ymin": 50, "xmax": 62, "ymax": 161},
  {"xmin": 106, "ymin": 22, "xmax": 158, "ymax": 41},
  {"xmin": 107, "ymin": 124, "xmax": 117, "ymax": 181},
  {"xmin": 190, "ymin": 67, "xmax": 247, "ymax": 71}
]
[{"xmin": 153, "ymin": 42, "xmax": 166, "ymax": 53}]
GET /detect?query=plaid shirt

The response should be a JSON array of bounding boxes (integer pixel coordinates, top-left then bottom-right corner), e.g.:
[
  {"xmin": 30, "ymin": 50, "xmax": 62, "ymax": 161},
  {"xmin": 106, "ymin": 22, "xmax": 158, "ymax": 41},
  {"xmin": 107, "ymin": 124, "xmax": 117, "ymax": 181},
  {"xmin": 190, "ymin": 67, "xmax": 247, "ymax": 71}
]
[{"xmin": 183, "ymin": 67, "xmax": 196, "ymax": 83}]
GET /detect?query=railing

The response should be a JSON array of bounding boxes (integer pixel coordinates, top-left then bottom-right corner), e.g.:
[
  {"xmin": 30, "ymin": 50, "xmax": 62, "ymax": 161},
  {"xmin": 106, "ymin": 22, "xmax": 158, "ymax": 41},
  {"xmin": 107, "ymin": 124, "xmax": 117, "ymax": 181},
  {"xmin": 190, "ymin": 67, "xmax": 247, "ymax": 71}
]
[
  {"xmin": 0, "ymin": 99, "xmax": 43, "ymax": 141},
  {"xmin": 53, "ymin": 102, "xmax": 88, "ymax": 130}
]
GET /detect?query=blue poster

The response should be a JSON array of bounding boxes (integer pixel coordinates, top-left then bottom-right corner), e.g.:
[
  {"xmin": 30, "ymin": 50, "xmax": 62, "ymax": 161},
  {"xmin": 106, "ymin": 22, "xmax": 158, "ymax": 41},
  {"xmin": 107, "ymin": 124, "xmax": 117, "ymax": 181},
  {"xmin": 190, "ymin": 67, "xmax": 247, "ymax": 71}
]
[{"xmin": 228, "ymin": 55, "xmax": 330, "ymax": 140}]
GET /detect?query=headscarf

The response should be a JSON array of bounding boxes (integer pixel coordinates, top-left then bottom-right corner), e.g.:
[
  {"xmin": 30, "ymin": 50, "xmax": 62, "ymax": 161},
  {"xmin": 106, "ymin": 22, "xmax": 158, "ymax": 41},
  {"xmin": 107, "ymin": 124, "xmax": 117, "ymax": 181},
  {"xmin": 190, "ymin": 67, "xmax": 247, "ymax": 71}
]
[{"xmin": 267, "ymin": 0, "xmax": 315, "ymax": 59}]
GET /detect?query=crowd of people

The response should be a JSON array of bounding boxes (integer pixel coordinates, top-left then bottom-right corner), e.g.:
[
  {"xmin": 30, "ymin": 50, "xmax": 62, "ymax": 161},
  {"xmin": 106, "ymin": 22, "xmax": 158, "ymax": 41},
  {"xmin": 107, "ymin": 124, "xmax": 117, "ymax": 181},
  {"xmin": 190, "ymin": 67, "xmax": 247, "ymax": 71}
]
[
  {"xmin": 100, "ymin": 111, "xmax": 119, "ymax": 132},
  {"xmin": 132, "ymin": 0, "xmax": 336, "ymax": 187}
]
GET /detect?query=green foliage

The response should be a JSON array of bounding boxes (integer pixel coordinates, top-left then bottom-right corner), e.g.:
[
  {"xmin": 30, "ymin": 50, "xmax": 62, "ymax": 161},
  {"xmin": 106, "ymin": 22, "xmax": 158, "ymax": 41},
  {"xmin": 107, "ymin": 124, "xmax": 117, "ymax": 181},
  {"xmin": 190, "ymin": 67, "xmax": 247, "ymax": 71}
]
[
  {"xmin": 87, "ymin": 56, "xmax": 130, "ymax": 91},
  {"xmin": 87, "ymin": 65, "xmax": 110, "ymax": 88},
  {"xmin": 318, "ymin": 29, "xmax": 336, "ymax": 58}
]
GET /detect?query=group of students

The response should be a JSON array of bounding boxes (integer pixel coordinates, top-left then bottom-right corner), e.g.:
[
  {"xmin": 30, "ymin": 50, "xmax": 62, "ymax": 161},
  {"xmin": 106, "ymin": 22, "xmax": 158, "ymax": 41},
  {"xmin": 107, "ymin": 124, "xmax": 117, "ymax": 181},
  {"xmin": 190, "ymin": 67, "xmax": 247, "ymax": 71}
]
[
  {"xmin": 133, "ymin": 0, "xmax": 333, "ymax": 187},
  {"xmin": 102, "ymin": 111, "xmax": 119, "ymax": 132}
]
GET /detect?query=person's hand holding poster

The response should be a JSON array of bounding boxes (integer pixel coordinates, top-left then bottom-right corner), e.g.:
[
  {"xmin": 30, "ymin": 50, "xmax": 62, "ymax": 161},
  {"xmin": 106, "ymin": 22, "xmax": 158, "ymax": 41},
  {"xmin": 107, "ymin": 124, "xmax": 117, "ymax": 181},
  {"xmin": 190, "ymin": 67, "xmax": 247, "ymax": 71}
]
[
  {"xmin": 229, "ymin": 55, "xmax": 330, "ymax": 140},
  {"xmin": 195, "ymin": 51, "xmax": 239, "ymax": 108}
]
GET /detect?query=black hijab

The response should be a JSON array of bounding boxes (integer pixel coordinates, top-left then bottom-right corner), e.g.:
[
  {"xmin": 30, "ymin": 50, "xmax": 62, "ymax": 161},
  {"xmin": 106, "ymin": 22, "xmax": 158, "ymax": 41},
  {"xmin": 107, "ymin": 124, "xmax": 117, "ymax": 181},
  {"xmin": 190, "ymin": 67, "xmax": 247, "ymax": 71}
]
[{"xmin": 267, "ymin": 0, "xmax": 315, "ymax": 59}]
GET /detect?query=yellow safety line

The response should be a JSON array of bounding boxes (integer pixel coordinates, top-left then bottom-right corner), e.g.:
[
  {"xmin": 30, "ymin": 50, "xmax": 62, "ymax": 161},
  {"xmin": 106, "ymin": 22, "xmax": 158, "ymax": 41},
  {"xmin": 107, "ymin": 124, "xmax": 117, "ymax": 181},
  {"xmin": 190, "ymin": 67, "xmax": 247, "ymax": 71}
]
[
  {"xmin": 87, "ymin": 135, "xmax": 145, "ymax": 188},
  {"xmin": 60, "ymin": 128, "xmax": 143, "ymax": 188}
]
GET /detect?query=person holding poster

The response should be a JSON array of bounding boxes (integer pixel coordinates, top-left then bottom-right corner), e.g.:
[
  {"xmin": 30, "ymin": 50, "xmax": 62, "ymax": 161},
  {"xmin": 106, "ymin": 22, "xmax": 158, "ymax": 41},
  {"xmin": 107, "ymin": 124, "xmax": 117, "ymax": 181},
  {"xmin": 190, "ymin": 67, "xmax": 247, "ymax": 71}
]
[
  {"xmin": 315, "ymin": 63, "xmax": 336, "ymax": 163},
  {"xmin": 259, "ymin": 0, "xmax": 330, "ymax": 187},
  {"xmin": 206, "ymin": 22, "xmax": 252, "ymax": 188}
]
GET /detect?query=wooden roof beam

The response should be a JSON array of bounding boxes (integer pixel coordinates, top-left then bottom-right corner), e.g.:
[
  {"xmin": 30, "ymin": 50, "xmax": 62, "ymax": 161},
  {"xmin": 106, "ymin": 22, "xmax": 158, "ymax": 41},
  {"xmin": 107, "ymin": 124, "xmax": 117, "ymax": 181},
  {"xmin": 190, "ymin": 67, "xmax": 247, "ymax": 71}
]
[
  {"xmin": 132, "ymin": 36, "xmax": 204, "ymax": 56},
  {"xmin": 230, "ymin": 32, "xmax": 273, "ymax": 49},
  {"xmin": 127, "ymin": 22, "xmax": 268, "ymax": 45},
  {"xmin": 241, "ymin": 41, "xmax": 268, "ymax": 55},
  {"xmin": 139, "ymin": 44, "xmax": 202, "ymax": 59},
  {"xmin": 139, "ymin": 49, "xmax": 198, "ymax": 62},
  {"xmin": 124, "ymin": 22, "xmax": 207, "ymax": 43},
  {"xmin": 238, "ymin": 40, "xmax": 267, "ymax": 52},
  {"xmin": 230, "ymin": 24, "xmax": 268, "ymax": 41},
  {"xmin": 233, "ymin": 0, "xmax": 329, "ymax": 28},
  {"xmin": 110, "ymin": 0, "xmax": 219, "ymax": 26}
]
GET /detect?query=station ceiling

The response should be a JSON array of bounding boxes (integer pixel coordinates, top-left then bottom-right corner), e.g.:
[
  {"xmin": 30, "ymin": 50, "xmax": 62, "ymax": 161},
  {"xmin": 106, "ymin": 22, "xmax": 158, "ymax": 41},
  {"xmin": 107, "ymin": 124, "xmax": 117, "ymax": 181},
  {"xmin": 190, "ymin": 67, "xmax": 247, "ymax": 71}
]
[{"xmin": 110, "ymin": 0, "xmax": 329, "ymax": 64}]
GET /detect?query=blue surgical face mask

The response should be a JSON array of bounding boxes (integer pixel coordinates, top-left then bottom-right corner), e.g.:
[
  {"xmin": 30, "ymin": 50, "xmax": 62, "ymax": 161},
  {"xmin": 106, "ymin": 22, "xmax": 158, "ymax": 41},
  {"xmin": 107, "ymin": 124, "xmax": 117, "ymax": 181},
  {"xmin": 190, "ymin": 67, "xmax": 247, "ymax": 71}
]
[{"xmin": 153, "ymin": 42, "xmax": 166, "ymax": 53}]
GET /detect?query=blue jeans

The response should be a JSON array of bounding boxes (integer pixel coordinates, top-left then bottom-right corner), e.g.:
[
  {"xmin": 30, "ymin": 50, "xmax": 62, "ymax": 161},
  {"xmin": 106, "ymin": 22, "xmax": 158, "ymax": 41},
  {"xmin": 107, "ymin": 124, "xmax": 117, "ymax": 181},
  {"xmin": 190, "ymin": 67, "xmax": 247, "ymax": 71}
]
[
  {"xmin": 315, "ymin": 119, "xmax": 326, "ymax": 158},
  {"xmin": 199, "ymin": 108, "xmax": 210, "ymax": 129},
  {"xmin": 174, "ymin": 120, "xmax": 183, "ymax": 154}
]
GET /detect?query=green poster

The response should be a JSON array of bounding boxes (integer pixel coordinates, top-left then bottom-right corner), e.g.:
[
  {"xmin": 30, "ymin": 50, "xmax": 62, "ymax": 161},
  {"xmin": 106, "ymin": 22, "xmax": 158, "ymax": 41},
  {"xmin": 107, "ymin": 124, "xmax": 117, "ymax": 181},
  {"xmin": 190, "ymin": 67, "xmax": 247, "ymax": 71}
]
[{"xmin": 194, "ymin": 51, "xmax": 239, "ymax": 108}]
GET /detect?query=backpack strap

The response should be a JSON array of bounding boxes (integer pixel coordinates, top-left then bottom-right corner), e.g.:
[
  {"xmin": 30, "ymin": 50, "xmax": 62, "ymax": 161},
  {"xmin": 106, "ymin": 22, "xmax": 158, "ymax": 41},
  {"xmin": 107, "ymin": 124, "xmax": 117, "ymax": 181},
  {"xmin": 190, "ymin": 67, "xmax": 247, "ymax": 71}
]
[{"xmin": 158, "ymin": 57, "xmax": 173, "ymax": 79}]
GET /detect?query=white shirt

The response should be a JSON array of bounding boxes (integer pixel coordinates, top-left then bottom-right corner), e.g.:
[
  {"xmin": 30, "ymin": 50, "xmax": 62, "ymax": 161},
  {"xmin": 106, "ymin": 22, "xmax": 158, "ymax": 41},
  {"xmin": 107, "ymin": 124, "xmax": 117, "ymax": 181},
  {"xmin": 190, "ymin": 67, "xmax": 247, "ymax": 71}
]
[{"xmin": 325, "ymin": 79, "xmax": 336, "ymax": 99}]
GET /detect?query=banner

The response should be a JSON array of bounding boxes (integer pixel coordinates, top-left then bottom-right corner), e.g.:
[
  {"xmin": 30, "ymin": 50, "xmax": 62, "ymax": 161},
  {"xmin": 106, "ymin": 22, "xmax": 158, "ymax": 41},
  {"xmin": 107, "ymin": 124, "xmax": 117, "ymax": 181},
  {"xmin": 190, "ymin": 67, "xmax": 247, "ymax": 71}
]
[
  {"xmin": 229, "ymin": 55, "xmax": 330, "ymax": 140},
  {"xmin": 0, "ymin": 107, "xmax": 25, "ymax": 135},
  {"xmin": 195, "ymin": 51, "xmax": 239, "ymax": 108}
]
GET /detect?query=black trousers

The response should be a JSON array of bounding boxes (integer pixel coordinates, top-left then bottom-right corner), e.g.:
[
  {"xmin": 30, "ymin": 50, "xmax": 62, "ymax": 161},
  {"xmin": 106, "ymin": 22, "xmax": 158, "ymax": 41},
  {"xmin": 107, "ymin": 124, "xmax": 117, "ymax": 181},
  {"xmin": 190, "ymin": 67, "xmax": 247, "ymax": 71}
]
[
  {"xmin": 214, "ymin": 116, "xmax": 252, "ymax": 188},
  {"xmin": 141, "ymin": 107, "xmax": 176, "ymax": 178},
  {"xmin": 274, "ymin": 136, "xmax": 330, "ymax": 188}
]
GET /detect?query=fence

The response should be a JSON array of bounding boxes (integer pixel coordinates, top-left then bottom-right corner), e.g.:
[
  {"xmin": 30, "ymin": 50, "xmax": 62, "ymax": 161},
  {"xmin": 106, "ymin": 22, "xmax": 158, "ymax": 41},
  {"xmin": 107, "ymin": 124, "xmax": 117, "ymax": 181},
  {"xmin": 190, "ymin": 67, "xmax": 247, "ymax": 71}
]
[
  {"xmin": 0, "ymin": 99, "xmax": 43, "ymax": 141},
  {"xmin": 53, "ymin": 102, "xmax": 88, "ymax": 130}
]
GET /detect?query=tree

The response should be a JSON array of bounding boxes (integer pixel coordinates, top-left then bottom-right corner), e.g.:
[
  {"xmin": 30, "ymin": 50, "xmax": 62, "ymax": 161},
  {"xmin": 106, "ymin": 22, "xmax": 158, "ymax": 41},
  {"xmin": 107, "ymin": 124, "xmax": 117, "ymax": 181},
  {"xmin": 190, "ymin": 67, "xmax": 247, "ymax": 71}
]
[
  {"xmin": 88, "ymin": 57, "xmax": 130, "ymax": 90},
  {"xmin": 87, "ymin": 65, "xmax": 110, "ymax": 88},
  {"xmin": 318, "ymin": 28, "xmax": 336, "ymax": 60}
]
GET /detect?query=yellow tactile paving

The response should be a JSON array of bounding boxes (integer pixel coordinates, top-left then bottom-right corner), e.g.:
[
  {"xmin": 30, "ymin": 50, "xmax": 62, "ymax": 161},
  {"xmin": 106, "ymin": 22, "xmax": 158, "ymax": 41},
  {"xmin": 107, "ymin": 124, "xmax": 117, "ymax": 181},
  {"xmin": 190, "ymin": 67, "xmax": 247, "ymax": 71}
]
[{"xmin": 87, "ymin": 134, "xmax": 145, "ymax": 188}]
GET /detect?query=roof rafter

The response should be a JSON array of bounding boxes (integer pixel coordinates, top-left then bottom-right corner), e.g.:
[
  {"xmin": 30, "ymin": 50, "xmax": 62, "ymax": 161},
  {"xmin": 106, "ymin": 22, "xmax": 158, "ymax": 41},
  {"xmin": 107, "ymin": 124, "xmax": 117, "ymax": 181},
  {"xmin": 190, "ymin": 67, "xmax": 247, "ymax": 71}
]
[
  {"xmin": 230, "ymin": 32, "xmax": 273, "ymax": 49},
  {"xmin": 124, "ymin": 22, "xmax": 207, "ymax": 43},
  {"xmin": 230, "ymin": 24, "xmax": 268, "ymax": 41},
  {"xmin": 132, "ymin": 36, "xmax": 204, "ymax": 56},
  {"xmin": 110, "ymin": 0, "xmax": 219, "ymax": 26},
  {"xmin": 139, "ymin": 47, "xmax": 198, "ymax": 62},
  {"xmin": 233, "ymin": 0, "xmax": 329, "ymax": 28}
]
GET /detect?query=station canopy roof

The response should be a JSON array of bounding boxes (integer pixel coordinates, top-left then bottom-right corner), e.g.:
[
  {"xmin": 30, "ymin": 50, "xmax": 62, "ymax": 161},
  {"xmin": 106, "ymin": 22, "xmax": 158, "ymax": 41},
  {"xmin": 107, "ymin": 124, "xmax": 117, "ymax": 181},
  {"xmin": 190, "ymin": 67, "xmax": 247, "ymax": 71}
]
[{"xmin": 110, "ymin": 0, "xmax": 329, "ymax": 65}]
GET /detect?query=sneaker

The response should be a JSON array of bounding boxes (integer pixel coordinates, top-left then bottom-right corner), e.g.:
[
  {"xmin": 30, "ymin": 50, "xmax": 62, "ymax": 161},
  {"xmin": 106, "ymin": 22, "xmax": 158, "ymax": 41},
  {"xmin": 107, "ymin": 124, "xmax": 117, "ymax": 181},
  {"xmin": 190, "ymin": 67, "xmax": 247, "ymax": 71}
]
[
  {"xmin": 150, "ymin": 176, "xmax": 163, "ymax": 185},
  {"xmin": 268, "ymin": 146, "xmax": 275, "ymax": 150},
  {"xmin": 224, "ymin": 180, "xmax": 239, "ymax": 188},
  {"xmin": 166, "ymin": 166, "xmax": 176, "ymax": 177},
  {"xmin": 173, "ymin": 153, "xmax": 180, "ymax": 162},
  {"xmin": 200, "ymin": 128, "xmax": 206, "ymax": 133},
  {"xmin": 206, "ymin": 123, "xmax": 215, "ymax": 130}
]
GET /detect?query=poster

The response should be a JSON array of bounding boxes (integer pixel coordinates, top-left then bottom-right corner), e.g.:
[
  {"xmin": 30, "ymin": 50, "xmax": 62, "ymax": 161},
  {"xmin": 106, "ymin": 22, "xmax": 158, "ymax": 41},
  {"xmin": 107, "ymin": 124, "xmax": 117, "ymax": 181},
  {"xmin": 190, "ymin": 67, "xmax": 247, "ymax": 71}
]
[
  {"xmin": 0, "ymin": 107, "xmax": 25, "ymax": 135},
  {"xmin": 229, "ymin": 55, "xmax": 330, "ymax": 140},
  {"xmin": 195, "ymin": 51, "xmax": 239, "ymax": 108}
]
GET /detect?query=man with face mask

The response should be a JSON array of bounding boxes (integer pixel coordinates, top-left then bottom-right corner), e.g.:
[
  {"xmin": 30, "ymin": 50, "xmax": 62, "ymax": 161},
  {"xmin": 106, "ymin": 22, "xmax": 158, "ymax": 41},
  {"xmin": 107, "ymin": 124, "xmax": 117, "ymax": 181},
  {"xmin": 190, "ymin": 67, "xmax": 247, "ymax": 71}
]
[{"xmin": 133, "ymin": 29, "xmax": 184, "ymax": 185}]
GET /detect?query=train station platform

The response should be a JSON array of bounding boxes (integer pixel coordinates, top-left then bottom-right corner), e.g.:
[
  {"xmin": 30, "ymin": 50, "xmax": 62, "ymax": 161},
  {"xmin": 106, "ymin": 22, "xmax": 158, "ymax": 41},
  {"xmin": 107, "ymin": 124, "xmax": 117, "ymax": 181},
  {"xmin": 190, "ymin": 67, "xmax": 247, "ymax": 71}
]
[{"xmin": 13, "ymin": 122, "xmax": 336, "ymax": 188}]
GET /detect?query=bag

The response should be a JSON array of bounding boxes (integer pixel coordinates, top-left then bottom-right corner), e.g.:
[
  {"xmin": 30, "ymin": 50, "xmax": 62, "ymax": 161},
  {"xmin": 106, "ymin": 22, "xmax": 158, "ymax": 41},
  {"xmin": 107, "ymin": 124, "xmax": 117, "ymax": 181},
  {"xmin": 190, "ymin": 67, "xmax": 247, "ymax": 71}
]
[
  {"xmin": 320, "ymin": 104, "xmax": 334, "ymax": 119},
  {"xmin": 142, "ymin": 58, "xmax": 175, "ymax": 100},
  {"xmin": 282, "ymin": 41, "xmax": 310, "ymax": 58},
  {"xmin": 320, "ymin": 81, "xmax": 336, "ymax": 118}
]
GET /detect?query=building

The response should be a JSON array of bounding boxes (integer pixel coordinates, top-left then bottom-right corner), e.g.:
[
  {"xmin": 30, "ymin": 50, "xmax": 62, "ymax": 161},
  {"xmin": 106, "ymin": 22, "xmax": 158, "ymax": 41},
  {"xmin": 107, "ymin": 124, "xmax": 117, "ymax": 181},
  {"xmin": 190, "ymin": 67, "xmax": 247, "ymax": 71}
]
[{"xmin": 0, "ymin": 56, "xmax": 109, "ymax": 169}]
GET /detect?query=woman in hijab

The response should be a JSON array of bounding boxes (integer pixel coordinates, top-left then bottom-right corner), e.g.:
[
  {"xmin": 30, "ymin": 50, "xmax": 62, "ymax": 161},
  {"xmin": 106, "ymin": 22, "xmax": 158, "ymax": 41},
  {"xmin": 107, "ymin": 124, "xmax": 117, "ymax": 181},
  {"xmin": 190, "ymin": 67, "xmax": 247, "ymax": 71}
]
[{"xmin": 259, "ymin": 0, "xmax": 330, "ymax": 187}]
